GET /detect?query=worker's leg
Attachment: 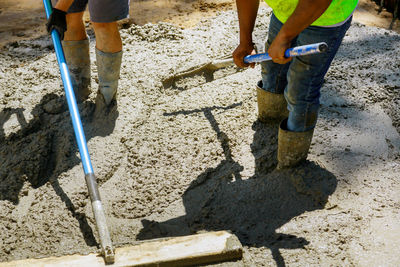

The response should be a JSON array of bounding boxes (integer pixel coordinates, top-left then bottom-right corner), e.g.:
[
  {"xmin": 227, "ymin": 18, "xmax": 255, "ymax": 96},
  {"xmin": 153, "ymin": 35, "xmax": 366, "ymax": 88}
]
[
  {"xmin": 89, "ymin": 0, "xmax": 129, "ymax": 105},
  {"xmin": 63, "ymin": 12, "xmax": 87, "ymax": 41},
  {"xmin": 92, "ymin": 22, "xmax": 122, "ymax": 53},
  {"xmin": 62, "ymin": 12, "xmax": 91, "ymax": 102},
  {"xmin": 285, "ymin": 18, "xmax": 352, "ymax": 132},
  {"xmin": 278, "ymin": 18, "xmax": 352, "ymax": 168},
  {"xmin": 52, "ymin": 0, "xmax": 91, "ymax": 102},
  {"xmin": 258, "ymin": 13, "xmax": 295, "ymax": 123}
]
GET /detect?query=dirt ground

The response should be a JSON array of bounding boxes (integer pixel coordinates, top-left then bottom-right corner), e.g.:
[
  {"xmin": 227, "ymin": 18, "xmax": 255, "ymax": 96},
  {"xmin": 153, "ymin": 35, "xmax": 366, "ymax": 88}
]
[{"xmin": 1, "ymin": 1, "xmax": 400, "ymax": 266}]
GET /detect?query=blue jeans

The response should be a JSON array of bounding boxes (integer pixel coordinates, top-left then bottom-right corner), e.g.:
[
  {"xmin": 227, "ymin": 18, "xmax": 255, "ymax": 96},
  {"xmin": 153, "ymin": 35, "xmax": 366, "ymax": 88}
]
[{"xmin": 260, "ymin": 13, "xmax": 352, "ymax": 132}]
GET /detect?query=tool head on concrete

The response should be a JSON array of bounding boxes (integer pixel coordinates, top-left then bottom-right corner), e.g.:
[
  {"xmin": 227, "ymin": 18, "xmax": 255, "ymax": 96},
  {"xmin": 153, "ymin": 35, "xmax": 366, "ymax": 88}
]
[
  {"xmin": 0, "ymin": 231, "xmax": 243, "ymax": 267},
  {"xmin": 162, "ymin": 57, "xmax": 235, "ymax": 89}
]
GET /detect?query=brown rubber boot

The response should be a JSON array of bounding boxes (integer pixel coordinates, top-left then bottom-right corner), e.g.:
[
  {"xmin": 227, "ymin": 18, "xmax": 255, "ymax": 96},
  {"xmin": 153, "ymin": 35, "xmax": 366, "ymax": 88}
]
[
  {"xmin": 277, "ymin": 118, "xmax": 314, "ymax": 169},
  {"xmin": 95, "ymin": 48, "xmax": 122, "ymax": 106},
  {"xmin": 62, "ymin": 39, "xmax": 91, "ymax": 102},
  {"xmin": 257, "ymin": 80, "xmax": 289, "ymax": 123}
]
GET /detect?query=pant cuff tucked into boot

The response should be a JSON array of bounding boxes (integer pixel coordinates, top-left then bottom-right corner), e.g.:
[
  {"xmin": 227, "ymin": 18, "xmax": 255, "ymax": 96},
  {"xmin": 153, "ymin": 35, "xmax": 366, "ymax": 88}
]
[{"xmin": 257, "ymin": 80, "xmax": 289, "ymax": 123}]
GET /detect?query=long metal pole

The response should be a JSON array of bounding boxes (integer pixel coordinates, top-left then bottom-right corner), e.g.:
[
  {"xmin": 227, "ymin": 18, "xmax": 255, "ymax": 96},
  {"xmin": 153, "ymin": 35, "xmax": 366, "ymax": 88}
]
[
  {"xmin": 42, "ymin": 0, "xmax": 114, "ymax": 263},
  {"xmin": 244, "ymin": 42, "xmax": 328, "ymax": 64},
  {"xmin": 208, "ymin": 42, "xmax": 328, "ymax": 68}
]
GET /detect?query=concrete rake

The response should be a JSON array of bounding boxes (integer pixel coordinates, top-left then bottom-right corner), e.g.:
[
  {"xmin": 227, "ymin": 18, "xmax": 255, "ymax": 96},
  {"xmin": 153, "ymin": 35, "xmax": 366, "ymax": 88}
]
[{"xmin": 162, "ymin": 42, "xmax": 328, "ymax": 88}]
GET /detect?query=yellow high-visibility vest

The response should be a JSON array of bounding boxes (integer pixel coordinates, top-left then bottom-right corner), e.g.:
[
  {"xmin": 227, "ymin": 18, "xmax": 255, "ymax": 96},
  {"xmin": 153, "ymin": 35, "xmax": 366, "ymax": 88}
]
[{"xmin": 264, "ymin": 0, "xmax": 358, "ymax": 26}]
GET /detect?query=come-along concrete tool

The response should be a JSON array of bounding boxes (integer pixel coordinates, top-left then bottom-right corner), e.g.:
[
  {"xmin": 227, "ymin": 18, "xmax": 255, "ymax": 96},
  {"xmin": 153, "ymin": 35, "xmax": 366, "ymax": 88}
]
[
  {"xmin": 4, "ymin": 1, "xmax": 243, "ymax": 266},
  {"xmin": 162, "ymin": 42, "xmax": 328, "ymax": 88}
]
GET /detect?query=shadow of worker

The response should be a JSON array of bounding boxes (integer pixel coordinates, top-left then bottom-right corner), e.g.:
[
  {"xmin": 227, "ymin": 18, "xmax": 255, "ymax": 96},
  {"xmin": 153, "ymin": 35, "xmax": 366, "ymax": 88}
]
[
  {"xmin": 0, "ymin": 92, "xmax": 118, "ymax": 247},
  {"xmin": 137, "ymin": 106, "xmax": 337, "ymax": 266}
]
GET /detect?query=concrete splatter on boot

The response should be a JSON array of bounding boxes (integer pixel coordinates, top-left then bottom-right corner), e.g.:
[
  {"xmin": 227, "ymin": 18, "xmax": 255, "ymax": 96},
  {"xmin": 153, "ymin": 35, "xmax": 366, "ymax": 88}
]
[
  {"xmin": 277, "ymin": 118, "xmax": 314, "ymax": 169},
  {"xmin": 95, "ymin": 48, "xmax": 122, "ymax": 106},
  {"xmin": 257, "ymin": 80, "xmax": 289, "ymax": 123},
  {"xmin": 62, "ymin": 39, "xmax": 91, "ymax": 102}
]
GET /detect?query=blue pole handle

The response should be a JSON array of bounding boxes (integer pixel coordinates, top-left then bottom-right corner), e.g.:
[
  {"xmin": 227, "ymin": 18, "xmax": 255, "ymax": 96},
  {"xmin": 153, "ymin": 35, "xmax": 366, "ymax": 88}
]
[
  {"xmin": 43, "ymin": 0, "xmax": 94, "ymax": 175},
  {"xmin": 243, "ymin": 42, "xmax": 328, "ymax": 64}
]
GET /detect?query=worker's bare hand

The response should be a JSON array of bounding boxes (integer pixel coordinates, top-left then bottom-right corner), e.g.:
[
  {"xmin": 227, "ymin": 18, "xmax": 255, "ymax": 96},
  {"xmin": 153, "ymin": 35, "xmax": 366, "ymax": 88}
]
[
  {"xmin": 233, "ymin": 42, "xmax": 256, "ymax": 68},
  {"xmin": 268, "ymin": 35, "xmax": 292, "ymax": 65}
]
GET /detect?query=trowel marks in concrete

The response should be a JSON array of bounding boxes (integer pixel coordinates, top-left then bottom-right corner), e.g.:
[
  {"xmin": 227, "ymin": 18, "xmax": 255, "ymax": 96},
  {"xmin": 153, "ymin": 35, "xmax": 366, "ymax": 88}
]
[{"xmin": 1, "ymin": 7, "xmax": 400, "ymax": 266}]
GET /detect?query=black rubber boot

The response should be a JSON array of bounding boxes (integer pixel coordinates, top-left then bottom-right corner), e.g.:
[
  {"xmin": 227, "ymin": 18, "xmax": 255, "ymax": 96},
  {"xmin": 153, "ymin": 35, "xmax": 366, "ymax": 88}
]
[
  {"xmin": 277, "ymin": 118, "xmax": 314, "ymax": 169},
  {"xmin": 62, "ymin": 39, "xmax": 91, "ymax": 102},
  {"xmin": 95, "ymin": 48, "xmax": 122, "ymax": 106},
  {"xmin": 257, "ymin": 80, "xmax": 289, "ymax": 123}
]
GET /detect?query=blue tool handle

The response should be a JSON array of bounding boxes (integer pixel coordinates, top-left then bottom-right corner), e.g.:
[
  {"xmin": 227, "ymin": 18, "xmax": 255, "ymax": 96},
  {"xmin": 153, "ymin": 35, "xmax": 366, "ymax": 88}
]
[
  {"xmin": 43, "ymin": 0, "xmax": 94, "ymax": 175},
  {"xmin": 243, "ymin": 42, "xmax": 328, "ymax": 64}
]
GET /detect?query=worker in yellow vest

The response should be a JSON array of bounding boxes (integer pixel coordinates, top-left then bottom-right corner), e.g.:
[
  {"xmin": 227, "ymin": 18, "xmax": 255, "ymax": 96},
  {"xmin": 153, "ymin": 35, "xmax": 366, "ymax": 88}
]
[{"xmin": 233, "ymin": 0, "xmax": 357, "ymax": 169}]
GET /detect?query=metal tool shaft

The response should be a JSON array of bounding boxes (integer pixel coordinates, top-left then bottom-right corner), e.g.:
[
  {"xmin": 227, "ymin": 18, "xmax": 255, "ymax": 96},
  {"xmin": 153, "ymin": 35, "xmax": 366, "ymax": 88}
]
[
  {"xmin": 43, "ymin": 0, "xmax": 114, "ymax": 263},
  {"xmin": 243, "ymin": 42, "xmax": 328, "ymax": 63},
  {"xmin": 211, "ymin": 42, "xmax": 328, "ymax": 68}
]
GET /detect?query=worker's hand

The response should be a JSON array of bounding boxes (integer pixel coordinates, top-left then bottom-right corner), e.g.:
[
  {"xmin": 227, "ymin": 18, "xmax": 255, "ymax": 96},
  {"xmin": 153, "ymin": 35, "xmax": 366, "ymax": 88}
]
[
  {"xmin": 268, "ymin": 34, "xmax": 292, "ymax": 65},
  {"xmin": 46, "ymin": 8, "xmax": 67, "ymax": 40},
  {"xmin": 233, "ymin": 42, "xmax": 256, "ymax": 68}
]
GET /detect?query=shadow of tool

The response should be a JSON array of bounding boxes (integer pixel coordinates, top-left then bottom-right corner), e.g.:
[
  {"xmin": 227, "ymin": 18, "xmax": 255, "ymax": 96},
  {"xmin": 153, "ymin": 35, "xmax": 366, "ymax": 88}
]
[
  {"xmin": 137, "ymin": 103, "xmax": 338, "ymax": 267},
  {"xmin": 163, "ymin": 101, "xmax": 245, "ymax": 183},
  {"xmin": 0, "ymin": 92, "xmax": 118, "ymax": 247}
]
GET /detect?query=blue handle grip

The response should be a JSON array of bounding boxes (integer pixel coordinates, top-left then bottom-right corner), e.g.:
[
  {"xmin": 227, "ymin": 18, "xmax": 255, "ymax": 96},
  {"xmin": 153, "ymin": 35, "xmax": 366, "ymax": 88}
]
[
  {"xmin": 43, "ymin": 0, "xmax": 94, "ymax": 175},
  {"xmin": 243, "ymin": 42, "xmax": 328, "ymax": 64}
]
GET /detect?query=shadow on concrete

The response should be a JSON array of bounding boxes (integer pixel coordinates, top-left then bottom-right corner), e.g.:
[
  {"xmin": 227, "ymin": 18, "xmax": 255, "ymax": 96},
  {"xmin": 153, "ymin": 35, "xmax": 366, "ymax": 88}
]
[
  {"xmin": 137, "ymin": 103, "xmax": 337, "ymax": 267},
  {"xmin": 0, "ymin": 92, "xmax": 118, "ymax": 247}
]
